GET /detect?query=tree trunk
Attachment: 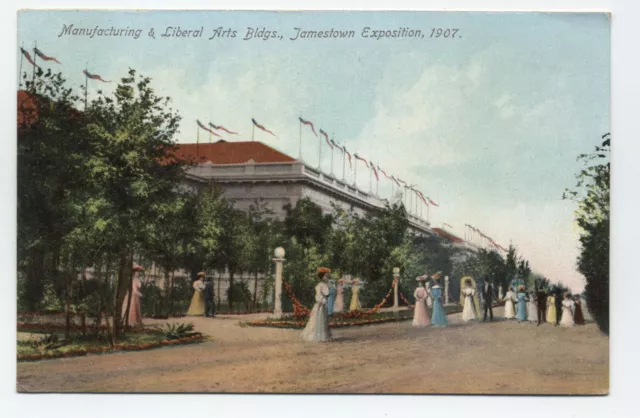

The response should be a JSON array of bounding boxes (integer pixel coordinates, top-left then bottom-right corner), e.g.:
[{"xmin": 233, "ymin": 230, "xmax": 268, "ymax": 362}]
[
  {"xmin": 64, "ymin": 269, "xmax": 71, "ymax": 340},
  {"xmin": 163, "ymin": 267, "xmax": 171, "ymax": 317},
  {"xmin": 228, "ymin": 271, "xmax": 234, "ymax": 311},
  {"xmin": 95, "ymin": 258, "xmax": 104, "ymax": 335},
  {"xmin": 253, "ymin": 271, "xmax": 259, "ymax": 311},
  {"xmin": 111, "ymin": 251, "xmax": 130, "ymax": 342},
  {"xmin": 169, "ymin": 271, "xmax": 175, "ymax": 315}
]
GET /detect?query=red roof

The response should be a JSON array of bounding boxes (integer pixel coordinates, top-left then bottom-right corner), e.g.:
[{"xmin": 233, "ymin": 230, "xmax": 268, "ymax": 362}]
[
  {"xmin": 431, "ymin": 228, "xmax": 464, "ymax": 243},
  {"xmin": 174, "ymin": 141, "xmax": 296, "ymax": 165}
]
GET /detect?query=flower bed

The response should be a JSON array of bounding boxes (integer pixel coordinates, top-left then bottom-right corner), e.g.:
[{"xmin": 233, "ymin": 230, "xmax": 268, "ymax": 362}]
[
  {"xmin": 17, "ymin": 334, "xmax": 207, "ymax": 362},
  {"xmin": 245, "ymin": 311, "xmax": 414, "ymax": 330},
  {"xmin": 17, "ymin": 322, "xmax": 157, "ymax": 334}
]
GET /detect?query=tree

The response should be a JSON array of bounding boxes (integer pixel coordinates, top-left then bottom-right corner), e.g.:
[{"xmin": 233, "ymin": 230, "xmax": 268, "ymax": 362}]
[
  {"xmin": 564, "ymin": 133, "xmax": 610, "ymax": 334},
  {"xmin": 84, "ymin": 68, "xmax": 186, "ymax": 339}
]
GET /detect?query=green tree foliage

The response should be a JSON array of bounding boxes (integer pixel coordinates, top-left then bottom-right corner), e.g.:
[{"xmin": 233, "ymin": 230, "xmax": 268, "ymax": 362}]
[{"xmin": 564, "ymin": 133, "xmax": 610, "ymax": 334}]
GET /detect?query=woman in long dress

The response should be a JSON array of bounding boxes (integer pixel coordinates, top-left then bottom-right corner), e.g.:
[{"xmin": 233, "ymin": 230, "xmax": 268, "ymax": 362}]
[
  {"xmin": 301, "ymin": 268, "xmax": 332, "ymax": 342},
  {"xmin": 560, "ymin": 293, "xmax": 575, "ymax": 327},
  {"xmin": 461, "ymin": 279, "xmax": 478, "ymax": 322},
  {"xmin": 187, "ymin": 272, "xmax": 206, "ymax": 316},
  {"xmin": 122, "ymin": 265, "xmax": 144, "ymax": 327},
  {"xmin": 527, "ymin": 290, "xmax": 538, "ymax": 323},
  {"xmin": 430, "ymin": 278, "xmax": 448, "ymax": 327},
  {"xmin": 412, "ymin": 277, "xmax": 431, "ymax": 327},
  {"xmin": 546, "ymin": 294, "xmax": 557, "ymax": 325},
  {"xmin": 349, "ymin": 278, "xmax": 362, "ymax": 311},
  {"xmin": 327, "ymin": 280, "xmax": 336, "ymax": 316},
  {"xmin": 515, "ymin": 286, "xmax": 528, "ymax": 322},
  {"xmin": 504, "ymin": 286, "xmax": 516, "ymax": 319},
  {"xmin": 333, "ymin": 278, "xmax": 344, "ymax": 313},
  {"xmin": 573, "ymin": 295, "xmax": 585, "ymax": 325}
]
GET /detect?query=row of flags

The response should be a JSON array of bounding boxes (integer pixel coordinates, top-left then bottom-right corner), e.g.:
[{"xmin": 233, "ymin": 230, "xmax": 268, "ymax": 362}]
[
  {"xmin": 19, "ymin": 45, "xmax": 110, "ymax": 83},
  {"xmin": 465, "ymin": 224, "xmax": 507, "ymax": 253},
  {"xmin": 298, "ymin": 116, "xmax": 439, "ymax": 210}
]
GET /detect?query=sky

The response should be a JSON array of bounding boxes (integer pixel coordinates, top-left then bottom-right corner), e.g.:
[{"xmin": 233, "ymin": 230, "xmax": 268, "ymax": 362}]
[{"xmin": 17, "ymin": 10, "xmax": 610, "ymax": 292}]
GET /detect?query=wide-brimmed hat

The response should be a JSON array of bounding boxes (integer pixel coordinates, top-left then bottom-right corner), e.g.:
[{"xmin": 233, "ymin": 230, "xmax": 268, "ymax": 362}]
[
  {"xmin": 416, "ymin": 275, "xmax": 426, "ymax": 281},
  {"xmin": 132, "ymin": 265, "xmax": 145, "ymax": 272},
  {"xmin": 317, "ymin": 267, "xmax": 331, "ymax": 274},
  {"xmin": 197, "ymin": 271, "xmax": 206, "ymax": 278}
]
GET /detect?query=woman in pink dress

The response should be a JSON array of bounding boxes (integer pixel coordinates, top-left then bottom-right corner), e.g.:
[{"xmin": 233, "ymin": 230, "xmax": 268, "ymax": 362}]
[
  {"xmin": 122, "ymin": 265, "xmax": 144, "ymax": 327},
  {"xmin": 333, "ymin": 278, "xmax": 345, "ymax": 313},
  {"xmin": 413, "ymin": 276, "xmax": 431, "ymax": 327}
]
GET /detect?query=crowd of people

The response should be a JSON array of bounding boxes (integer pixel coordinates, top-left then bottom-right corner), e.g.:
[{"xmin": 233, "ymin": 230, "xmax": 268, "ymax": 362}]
[{"xmin": 451, "ymin": 278, "xmax": 586, "ymax": 328}]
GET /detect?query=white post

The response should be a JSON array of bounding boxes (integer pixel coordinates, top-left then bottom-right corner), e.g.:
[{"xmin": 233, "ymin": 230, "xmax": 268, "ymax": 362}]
[
  {"xmin": 392, "ymin": 267, "xmax": 400, "ymax": 308},
  {"xmin": 272, "ymin": 247, "xmax": 285, "ymax": 318},
  {"xmin": 444, "ymin": 276, "xmax": 450, "ymax": 305},
  {"xmin": 498, "ymin": 285, "xmax": 504, "ymax": 300}
]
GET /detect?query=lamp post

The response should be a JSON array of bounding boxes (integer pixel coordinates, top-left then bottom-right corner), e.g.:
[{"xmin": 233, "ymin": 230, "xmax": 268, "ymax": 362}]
[
  {"xmin": 392, "ymin": 267, "xmax": 400, "ymax": 309},
  {"xmin": 444, "ymin": 276, "xmax": 450, "ymax": 305},
  {"xmin": 272, "ymin": 247, "xmax": 285, "ymax": 318}
]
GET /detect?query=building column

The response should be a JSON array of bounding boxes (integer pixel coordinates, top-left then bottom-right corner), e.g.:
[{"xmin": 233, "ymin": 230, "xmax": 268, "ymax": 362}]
[{"xmin": 272, "ymin": 247, "xmax": 285, "ymax": 318}]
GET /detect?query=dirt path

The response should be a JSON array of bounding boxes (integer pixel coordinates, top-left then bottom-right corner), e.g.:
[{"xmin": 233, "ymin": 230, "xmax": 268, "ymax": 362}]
[{"xmin": 16, "ymin": 308, "xmax": 608, "ymax": 394}]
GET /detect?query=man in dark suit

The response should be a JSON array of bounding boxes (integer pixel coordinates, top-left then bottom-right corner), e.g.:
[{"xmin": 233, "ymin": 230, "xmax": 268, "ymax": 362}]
[
  {"xmin": 481, "ymin": 277, "xmax": 494, "ymax": 321},
  {"xmin": 555, "ymin": 287, "xmax": 563, "ymax": 325},
  {"xmin": 536, "ymin": 287, "xmax": 547, "ymax": 326},
  {"xmin": 204, "ymin": 277, "xmax": 216, "ymax": 317}
]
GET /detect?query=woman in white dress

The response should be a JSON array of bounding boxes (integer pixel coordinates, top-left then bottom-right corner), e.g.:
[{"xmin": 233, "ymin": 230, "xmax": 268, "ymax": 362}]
[
  {"xmin": 461, "ymin": 279, "xmax": 478, "ymax": 322},
  {"xmin": 560, "ymin": 292, "xmax": 575, "ymax": 328},
  {"xmin": 301, "ymin": 267, "xmax": 332, "ymax": 342},
  {"xmin": 504, "ymin": 286, "xmax": 516, "ymax": 319},
  {"xmin": 527, "ymin": 290, "xmax": 538, "ymax": 323}
]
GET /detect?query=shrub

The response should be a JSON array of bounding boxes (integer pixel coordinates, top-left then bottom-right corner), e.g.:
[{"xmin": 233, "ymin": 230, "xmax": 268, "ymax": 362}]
[{"xmin": 163, "ymin": 322, "xmax": 201, "ymax": 340}]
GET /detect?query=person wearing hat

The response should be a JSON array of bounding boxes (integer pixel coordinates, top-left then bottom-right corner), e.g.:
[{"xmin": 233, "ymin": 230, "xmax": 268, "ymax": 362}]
[
  {"xmin": 333, "ymin": 278, "xmax": 345, "ymax": 314},
  {"xmin": 204, "ymin": 275, "xmax": 216, "ymax": 318},
  {"xmin": 515, "ymin": 285, "xmax": 528, "ymax": 322},
  {"xmin": 560, "ymin": 292, "xmax": 575, "ymax": 327},
  {"xmin": 430, "ymin": 277, "xmax": 448, "ymax": 327},
  {"xmin": 412, "ymin": 276, "xmax": 431, "ymax": 327},
  {"xmin": 187, "ymin": 272, "xmax": 206, "ymax": 316},
  {"xmin": 349, "ymin": 277, "xmax": 362, "ymax": 312},
  {"xmin": 504, "ymin": 286, "xmax": 517, "ymax": 320},
  {"xmin": 546, "ymin": 289, "xmax": 557, "ymax": 325},
  {"xmin": 327, "ymin": 277, "xmax": 337, "ymax": 316},
  {"xmin": 122, "ymin": 265, "xmax": 145, "ymax": 327},
  {"xmin": 461, "ymin": 278, "xmax": 479, "ymax": 322},
  {"xmin": 301, "ymin": 267, "xmax": 332, "ymax": 342}
]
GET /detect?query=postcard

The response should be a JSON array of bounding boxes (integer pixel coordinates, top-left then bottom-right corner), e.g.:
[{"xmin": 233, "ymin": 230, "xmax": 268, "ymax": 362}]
[{"xmin": 16, "ymin": 9, "xmax": 609, "ymax": 394}]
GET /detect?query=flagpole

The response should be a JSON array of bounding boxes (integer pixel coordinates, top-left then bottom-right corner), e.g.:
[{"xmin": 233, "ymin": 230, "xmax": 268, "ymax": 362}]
[
  {"xmin": 369, "ymin": 166, "xmax": 372, "ymax": 194},
  {"xmin": 353, "ymin": 155, "xmax": 357, "ymax": 187},
  {"xmin": 317, "ymin": 133, "xmax": 322, "ymax": 170},
  {"xmin": 32, "ymin": 41, "xmax": 37, "ymax": 90},
  {"xmin": 298, "ymin": 119, "xmax": 302, "ymax": 160},
  {"xmin": 252, "ymin": 123, "xmax": 255, "ymax": 142},
  {"xmin": 84, "ymin": 63, "xmax": 88, "ymax": 112},
  {"xmin": 197, "ymin": 124, "xmax": 200, "ymax": 157},
  {"xmin": 18, "ymin": 45, "xmax": 24, "ymax": 89},
  {"xmin": 376, "ymin": 163, "xmax": 379, "ymax": 197},
  {"xmin": 341, "ymin": 144, "xmax": 345, "ymax": 182},
  {"xmin": 330, "ymin": 134, "xmax": 334, "ymax": 177}
]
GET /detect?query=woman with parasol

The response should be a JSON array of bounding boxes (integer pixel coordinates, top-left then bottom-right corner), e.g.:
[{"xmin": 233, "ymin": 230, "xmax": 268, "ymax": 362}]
[{"xmin": 460, "ymin": 276, "xmax": 481, "ymax": 322}]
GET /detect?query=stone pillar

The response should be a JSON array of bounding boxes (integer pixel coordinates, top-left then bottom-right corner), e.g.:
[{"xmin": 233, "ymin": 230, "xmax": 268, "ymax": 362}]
[
  {"xmin": 392, "ymin": 267, "xmax": 400, "ymax": 308},
  {"xmin": 272, "ymin": 247, "xmax": 285, "ymax": 318},
  {"xmin": 498, "ymin": 285, "xmax": 504, "ymax": 300},
  {"xmin": 444, "ymin": 276, "xmax": 450, "ymax": 305}
]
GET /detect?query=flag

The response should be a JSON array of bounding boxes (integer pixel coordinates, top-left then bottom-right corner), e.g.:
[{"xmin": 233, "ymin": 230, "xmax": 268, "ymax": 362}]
[
  {"xmin": 209, "ymin": 122, "xmax": 237, "ymax": 135},
  {"xmin": 377, "ymin": 166, "xmax": 391, "ymax": 179},
  {"xmin": 330, "ymin": 139, "xmax": 339, "ymax": 149},
  {"xmin": 426, "ymin": 196, "xmax": 439, "ymax": 207},
  {"xmin": 197, "ymin": 120, "xmax": 220, "ymax": 136},
  {"xmin": 343, "ymin": 147, "xmax": 353, "ymax": 168},
  {"xmin": 34, "ymin": 47, "xmax": 60, "ymax": 64},
  {"xmin": 443, "ymin": 222, "xmax": 453, "ymax": 229},
  {"xmin": 390, "ymin": 176, "xmax": 401, "ymax": 186},
  {"xmin": 371, "ymin": 164, "xmax": 379, "ymax": 180},
  {"xmin": 299, "ymin": 117, "xmax": 317, "ymax": 136},
  {"xmin": 20, "ymin": 47, "xmax": 39, "ymax": 68},
  {"xmin": 252, "ymin": 118, "xmax": 277, "ymax": 138},
  {"xmin": 416, "ymin": 191, "xmax": 429, "ymax": 206},
  {"xmin": 397, "ymin": 178, "xmax": 407, "ymax": 186},
  {"xmin": 354, "ymin": 154, "xmax": 369, "ymax": 168},
  {"xmin": 83, "ymin": 69, "xmax": 110, "ymax": 83},
  {"xmin": 319, "ymin": 129, "xmax": 333, "ymax": 148}
]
